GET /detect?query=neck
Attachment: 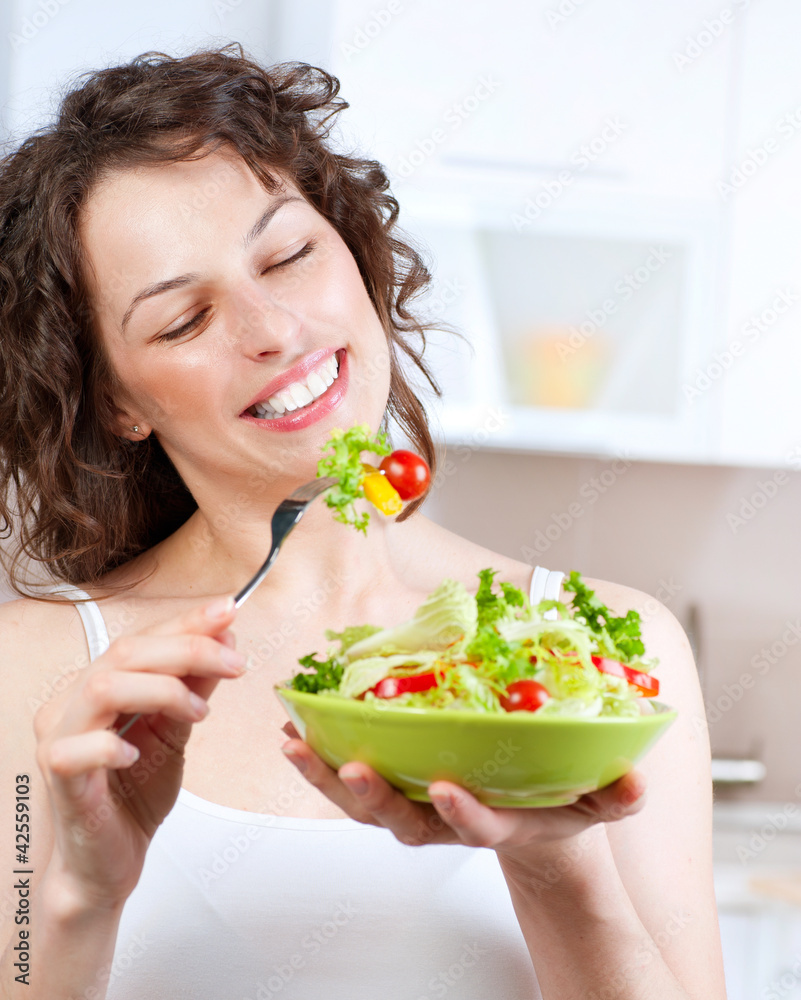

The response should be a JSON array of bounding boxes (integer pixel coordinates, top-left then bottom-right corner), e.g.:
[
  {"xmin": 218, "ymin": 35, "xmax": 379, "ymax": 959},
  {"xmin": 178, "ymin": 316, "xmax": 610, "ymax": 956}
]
[{"xmin": 142, "ymin": 485, "xmax": 407, "ymax": 612}]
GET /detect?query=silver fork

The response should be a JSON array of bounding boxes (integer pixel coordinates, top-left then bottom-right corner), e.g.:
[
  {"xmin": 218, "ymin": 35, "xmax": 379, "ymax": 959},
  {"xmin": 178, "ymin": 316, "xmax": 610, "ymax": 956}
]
[{"xmin": 115, "ymin": 476, "xmax": 338, "ymax": 738}]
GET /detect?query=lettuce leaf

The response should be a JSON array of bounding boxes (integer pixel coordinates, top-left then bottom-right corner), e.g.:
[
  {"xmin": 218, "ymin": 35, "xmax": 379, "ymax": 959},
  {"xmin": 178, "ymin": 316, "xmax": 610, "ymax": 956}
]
[
  {"xmin": 317, "ymin": 424, "xmax": 391, "ymax": 533},
  {"xmin": 344, "ymin": 578, "xmax": 478, "ymax": 660}
]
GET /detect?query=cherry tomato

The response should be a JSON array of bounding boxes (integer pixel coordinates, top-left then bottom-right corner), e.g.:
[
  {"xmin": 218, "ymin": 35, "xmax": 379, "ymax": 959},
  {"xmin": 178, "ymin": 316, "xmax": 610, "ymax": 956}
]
[
  {"xmin": 379, "ymin": 450, "xmax": 431, "ymax": 501},
  {"xmin": 592, "ymin": 656, "xmax": 659, "ymax": 697},
  {"xmin": 499, "ymin": 679, "xmax": 550, "ymax": 713}
]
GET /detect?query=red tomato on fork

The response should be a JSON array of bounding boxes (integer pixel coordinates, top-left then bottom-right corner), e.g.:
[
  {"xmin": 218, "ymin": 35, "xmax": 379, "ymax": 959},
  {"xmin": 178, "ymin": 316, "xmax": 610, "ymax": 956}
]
[{"xmin": 379, "ymin": 450, "xmax": 431, "ymax": 500}]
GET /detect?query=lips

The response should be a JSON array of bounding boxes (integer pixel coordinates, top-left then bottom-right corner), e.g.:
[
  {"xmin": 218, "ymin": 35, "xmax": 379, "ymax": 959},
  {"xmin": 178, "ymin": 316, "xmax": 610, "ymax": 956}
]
[
  {"xmin": 240, "ymin": 348, "xmax": 349, "ymax": 432},
  {"xmin": 241, "ymin": 348, "xmax": 338, "ymax": 414}
]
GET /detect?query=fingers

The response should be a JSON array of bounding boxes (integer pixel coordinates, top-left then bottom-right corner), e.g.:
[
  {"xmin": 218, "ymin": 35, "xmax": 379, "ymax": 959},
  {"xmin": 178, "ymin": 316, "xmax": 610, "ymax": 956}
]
[
  {"xmin": 46, "ymin": 730, "xmax": 140, "ymax": 780},
  {"xmin": 281, "ymin": 737, "xmax": 453, "ymax": 845},
  {"xmin": 424, "ymin": 781, "xmax": 521, "ymax": 848},
  {"xmin": 146, "ymin": 594, "xmax": 237, "ymax": 639},
  {"xmin": 572, "ymin": 769, "xmax": 647, "ymax": 823},
  {"xmin": 280, "ymin": 738, "xmax": 380, "ymax": 825},
  {"xmin": 67, "ymin": 671, "xmax": 211, "ymax": 734},
  {"xmin": 100, "ymin": 633, "xmax": 246, "ymax": 679},
  {"xmin": 338, "ymin": 763, "xmax": 453, "ymax": 846}
]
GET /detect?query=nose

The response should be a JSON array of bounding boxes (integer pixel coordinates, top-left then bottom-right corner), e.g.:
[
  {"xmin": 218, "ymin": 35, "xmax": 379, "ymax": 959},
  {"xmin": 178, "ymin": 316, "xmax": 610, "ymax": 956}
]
[{"xmin": 230, "ymin": 280, "xmax": 302, "ymax": 359}]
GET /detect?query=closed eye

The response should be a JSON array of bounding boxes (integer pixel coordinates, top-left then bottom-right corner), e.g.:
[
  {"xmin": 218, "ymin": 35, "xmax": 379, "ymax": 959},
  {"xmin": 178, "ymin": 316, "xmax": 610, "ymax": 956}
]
[
  {"xmin": 264, "ymin": 239, "xmax": 317, "ymax": 273},
  {"xmin": 155, "ymin": 240, "xmax": 317, "ymax": 344},
  {"xmin": 156, "ymin": 307, "xmax": 211, "ymax": 343}
]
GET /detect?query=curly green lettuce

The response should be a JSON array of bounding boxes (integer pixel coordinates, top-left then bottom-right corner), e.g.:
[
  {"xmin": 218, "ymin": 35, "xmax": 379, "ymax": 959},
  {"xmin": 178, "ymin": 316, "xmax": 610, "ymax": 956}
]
[{"xmin": 317, "ymin": 425, "xmax": 391, "ymax": 533}]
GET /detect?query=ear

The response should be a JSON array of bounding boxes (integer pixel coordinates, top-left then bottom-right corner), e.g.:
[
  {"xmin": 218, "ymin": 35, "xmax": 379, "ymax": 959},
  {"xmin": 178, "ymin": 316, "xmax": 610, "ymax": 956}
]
[{"xmin": 108, "ymin": 406, "xmax": 150, "ymax": 442}]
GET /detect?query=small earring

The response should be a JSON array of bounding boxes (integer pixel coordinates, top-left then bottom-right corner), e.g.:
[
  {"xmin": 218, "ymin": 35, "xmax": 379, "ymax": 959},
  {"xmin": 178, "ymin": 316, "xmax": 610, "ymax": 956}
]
[{"xmin": 132, "ymin": 425, "xmax": 140, "ymax": 433}]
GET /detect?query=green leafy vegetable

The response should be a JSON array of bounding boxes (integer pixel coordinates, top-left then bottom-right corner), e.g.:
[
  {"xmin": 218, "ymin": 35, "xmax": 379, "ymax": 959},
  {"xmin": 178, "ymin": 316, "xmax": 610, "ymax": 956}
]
[
  {"xmin": 344, "ymin": 578, "xmax": 478, "ymax": 661},
  {"xmin": 291, "ymin": 652, "xmax": 344, "ymax": 693},
  {"xmin": 286, "ymin": 570, "xmax": 656, "ymax": 719},
  {"xmin": 317, "ymin": 425, "xmax": 391, "ymax": 533},
  {"xmin": 563, "ymin": 571, "xmax": 645, "ymax": 663},
  {"xmin": 474, "ymin": 568, "xmax": 527, "ymax": 628},
  {"xmin": 324, "ymin": 624, "xmax": 382, "ymax": 653}
]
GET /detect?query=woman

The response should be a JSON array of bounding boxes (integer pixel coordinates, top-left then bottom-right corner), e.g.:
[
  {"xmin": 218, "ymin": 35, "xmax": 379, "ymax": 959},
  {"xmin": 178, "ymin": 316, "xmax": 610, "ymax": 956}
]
[{"xmin": 0, "ymin": 47, "xmax": 725, "ymax": 998}]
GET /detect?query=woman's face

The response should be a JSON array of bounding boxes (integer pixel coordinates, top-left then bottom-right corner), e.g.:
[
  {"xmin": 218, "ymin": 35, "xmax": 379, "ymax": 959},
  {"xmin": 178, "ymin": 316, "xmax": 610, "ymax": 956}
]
[{"xmin": 79, "ymin": 151, "xmax": 391, "ymax": 493}]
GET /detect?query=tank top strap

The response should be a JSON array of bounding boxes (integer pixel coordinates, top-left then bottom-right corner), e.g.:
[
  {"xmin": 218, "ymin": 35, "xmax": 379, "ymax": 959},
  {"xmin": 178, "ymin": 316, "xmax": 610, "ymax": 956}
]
[
  {"xmin": 529, "ymin": 565, "xmax": 565, "ymax": 606},
  {"xmin": 48, "ymin": 584, "xmax": 111, "ymax": 662}
]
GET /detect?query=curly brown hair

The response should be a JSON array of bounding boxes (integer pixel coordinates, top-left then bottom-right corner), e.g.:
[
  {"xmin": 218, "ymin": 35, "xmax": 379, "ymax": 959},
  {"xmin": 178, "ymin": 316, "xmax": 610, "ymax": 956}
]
[{"xmin": 0, "ymin": 44, "xmax": 441, "ymax": 598}]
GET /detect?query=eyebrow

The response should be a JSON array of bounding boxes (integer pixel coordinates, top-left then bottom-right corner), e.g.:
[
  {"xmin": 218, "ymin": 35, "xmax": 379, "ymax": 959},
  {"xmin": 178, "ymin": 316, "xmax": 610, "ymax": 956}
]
[{"xmin": 119, "ymin": 194, "xmax": 304, "ymax": 334}]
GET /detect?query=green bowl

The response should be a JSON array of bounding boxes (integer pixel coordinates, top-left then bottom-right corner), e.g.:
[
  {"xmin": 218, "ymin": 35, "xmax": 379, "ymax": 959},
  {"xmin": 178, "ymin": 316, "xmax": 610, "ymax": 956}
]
[{"xmin": 275, "ymin": 686, "xmax": 677, "ymax": 808}]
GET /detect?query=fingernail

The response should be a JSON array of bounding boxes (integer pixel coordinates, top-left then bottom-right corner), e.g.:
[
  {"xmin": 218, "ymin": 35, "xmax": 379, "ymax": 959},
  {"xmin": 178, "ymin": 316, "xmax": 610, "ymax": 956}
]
[
  {"xmin": 281, "ymin": 748, "xmax": 308, "ymax": 775},
  {"xmin": 622, "ymin": 776, "xmax": 645, "ymax": 805},
  {"xmin": 430, "ymin": 792, "xmax": 455, "ymax": 816},
  {"xmin": 340, "ymin": 770, "xmax": 368, "ymax": 796},
  {"xmin": 220, "ymin": 646, "xmax": 247, "ymax": 674},
  {"xmin": 206, "ymin": 596, "xmax": 235, "ymax": 620},
  {"xmin": 189, "ymin": 692, "xmax": 210, "ymax": 718},
  {"xmin": 122, "ymin": 742, "xmax": 140, "ymax": 764}
]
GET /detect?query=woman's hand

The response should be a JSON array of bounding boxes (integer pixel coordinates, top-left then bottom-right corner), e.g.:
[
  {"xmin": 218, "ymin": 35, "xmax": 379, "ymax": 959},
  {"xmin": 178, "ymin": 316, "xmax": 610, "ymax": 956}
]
[
  {"xmin": 34, "ymin": 596, "xmax": 245, "ymax": 910},
  {"xmin": 280, "ymin": 722, "xmax": 646, "ymax": 864}
]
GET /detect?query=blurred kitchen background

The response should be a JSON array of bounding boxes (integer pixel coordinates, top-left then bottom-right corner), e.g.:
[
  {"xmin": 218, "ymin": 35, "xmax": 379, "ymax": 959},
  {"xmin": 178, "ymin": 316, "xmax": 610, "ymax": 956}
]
[{"xmin": 3, "ymin": 0, "xmax": 801, "ymax": 992}]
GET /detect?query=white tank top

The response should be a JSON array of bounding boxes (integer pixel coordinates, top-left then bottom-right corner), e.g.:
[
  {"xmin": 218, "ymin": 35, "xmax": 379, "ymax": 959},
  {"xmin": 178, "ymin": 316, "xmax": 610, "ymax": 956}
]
[{"xmin": 55, "ymin": 566, "xmax": 563, "ymax": 999}]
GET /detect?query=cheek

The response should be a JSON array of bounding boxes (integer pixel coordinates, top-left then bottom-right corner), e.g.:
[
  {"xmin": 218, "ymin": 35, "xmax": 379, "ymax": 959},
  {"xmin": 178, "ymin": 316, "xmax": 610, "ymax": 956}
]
[{"xmin": 110, "ymin": 347, "xmax": 216, "ymax": 424}]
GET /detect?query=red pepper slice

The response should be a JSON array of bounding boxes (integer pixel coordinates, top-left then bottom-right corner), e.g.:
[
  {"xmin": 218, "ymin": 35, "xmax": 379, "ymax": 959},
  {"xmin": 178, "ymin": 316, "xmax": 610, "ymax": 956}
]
[
  {"xmin": 370, "ymin": 671, "xmax": 439, "ymax": 699},
  {"xmin": 592, "ymin": 656, "xmax": 659, "ymax": 697}
]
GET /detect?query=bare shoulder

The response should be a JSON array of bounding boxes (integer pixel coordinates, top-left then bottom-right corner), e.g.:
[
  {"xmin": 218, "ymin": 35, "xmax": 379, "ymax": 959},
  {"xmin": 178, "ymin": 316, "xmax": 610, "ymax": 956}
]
[
  {"xmin": 581, "ymin": 576, "xmax": 692, "ymax": 677},
  {"xmin": 0, "ymin": 596, "xmax": 92, "ymax": 745},
  {"xmin": 0, "ymin": 596, "xmax": 90, "ymax": 688},
  {"xmin": 396, "ymin": 516, "xmax": 541, "ymax": 595}
]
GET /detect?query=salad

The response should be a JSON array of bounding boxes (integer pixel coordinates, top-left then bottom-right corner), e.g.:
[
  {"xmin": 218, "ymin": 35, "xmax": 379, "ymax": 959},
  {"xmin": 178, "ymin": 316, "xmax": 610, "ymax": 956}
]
[
  {"xmin": 316, "ymin": 424, "xmax": 430, "ymax": 533},
  {"xmin": 287, "ymin": 569, "xmax": 660, "ymax": 719}
]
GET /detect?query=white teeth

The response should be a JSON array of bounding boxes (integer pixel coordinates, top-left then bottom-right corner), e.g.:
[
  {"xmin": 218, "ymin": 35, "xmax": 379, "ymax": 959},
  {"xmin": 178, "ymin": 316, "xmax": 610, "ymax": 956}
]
[
  {"xmin": 249, "ymin": 352, "xmax": 341, "ymax": 420},
  {"xmin": 289, "ymin": 382, "xmax": 314, "ymax": 407}
]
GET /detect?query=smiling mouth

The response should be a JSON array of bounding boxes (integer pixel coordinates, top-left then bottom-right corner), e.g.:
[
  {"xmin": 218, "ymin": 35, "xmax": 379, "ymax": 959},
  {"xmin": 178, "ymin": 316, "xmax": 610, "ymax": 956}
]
[{"xmin": 247, "ymin": 353, "xmax": 340, "ymax": 420}]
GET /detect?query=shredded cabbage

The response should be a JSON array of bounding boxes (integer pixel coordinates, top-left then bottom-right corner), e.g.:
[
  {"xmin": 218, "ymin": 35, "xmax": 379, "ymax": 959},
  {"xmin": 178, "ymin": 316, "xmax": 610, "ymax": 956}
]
[{"xmin": 288, "ymin": 570, "xmax": 658, "ymax": 719}]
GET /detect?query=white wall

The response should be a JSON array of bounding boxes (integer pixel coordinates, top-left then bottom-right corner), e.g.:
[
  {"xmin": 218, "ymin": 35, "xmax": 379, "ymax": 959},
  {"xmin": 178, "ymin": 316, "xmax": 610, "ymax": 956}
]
[{"xmin": 2, "ymin": 0, "xmax": 278, "ymax": 141}]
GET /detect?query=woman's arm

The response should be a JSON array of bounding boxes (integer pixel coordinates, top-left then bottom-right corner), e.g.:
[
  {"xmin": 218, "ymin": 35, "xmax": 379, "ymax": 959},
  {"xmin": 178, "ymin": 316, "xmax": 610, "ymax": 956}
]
[
  {"xmin": 281, "ymin": 581, "xmax": 726, "ymax": 999},
  {"xmin": 0, "ymin": 596, "xmax": 246, "ymax": 999},
  {"xmin": 0, "ymin": 872, "xmax": 126, "ymax": 1000}
]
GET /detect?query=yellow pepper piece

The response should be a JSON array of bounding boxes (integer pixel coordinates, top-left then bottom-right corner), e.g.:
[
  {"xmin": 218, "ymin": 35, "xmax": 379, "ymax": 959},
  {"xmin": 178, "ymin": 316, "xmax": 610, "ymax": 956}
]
[{"xmin": 362, "ymin": 471, "xmax": 403, "ymax": 515}]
